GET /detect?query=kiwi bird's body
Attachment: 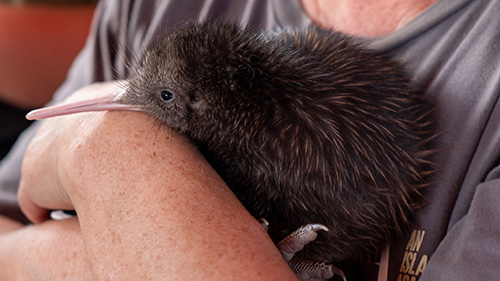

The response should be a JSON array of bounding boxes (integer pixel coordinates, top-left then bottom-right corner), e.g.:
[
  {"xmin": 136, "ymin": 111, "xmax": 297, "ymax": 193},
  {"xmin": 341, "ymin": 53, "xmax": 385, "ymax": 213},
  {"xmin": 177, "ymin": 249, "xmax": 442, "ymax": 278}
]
[{"xmin": 120, "ymin": 21, "xmax": 432, "ymax": 275}]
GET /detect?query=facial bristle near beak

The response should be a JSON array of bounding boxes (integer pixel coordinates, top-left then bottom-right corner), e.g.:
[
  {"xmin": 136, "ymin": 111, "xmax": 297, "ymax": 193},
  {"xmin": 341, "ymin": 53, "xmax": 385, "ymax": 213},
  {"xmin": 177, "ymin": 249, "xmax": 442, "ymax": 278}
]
[{"xmin": 26, "ymin": 89, "xmax": 143, "ymax": 120}]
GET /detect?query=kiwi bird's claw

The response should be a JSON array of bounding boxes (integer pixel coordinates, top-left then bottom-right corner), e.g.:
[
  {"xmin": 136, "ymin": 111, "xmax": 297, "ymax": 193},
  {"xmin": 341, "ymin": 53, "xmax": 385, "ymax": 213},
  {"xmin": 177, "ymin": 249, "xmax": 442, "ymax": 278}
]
[
  {"xmin": 290, "ymin": 261, "xmax": 346, "ymax": 281},
  {"xmin": 275, "ymin": 224, "xmax": 346, "ymax": 280},
  {"xmin": 258, "ymin": 218, "xmax": 269, "ymax": 232},
  {"xmin": 277, "ymin": 223, "xmax": 329, "ymax": 261}
]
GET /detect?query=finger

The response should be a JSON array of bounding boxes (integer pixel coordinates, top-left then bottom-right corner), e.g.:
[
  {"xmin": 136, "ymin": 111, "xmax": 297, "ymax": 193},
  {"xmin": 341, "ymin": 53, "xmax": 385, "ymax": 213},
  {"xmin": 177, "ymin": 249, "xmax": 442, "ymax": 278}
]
[
  {"xmin": 17, "ymin": 187, "xmax": 54, "ymax": 223},
  {"xmin": 0, "ymin": 215, "xmax": 24, "ymax": 234}
]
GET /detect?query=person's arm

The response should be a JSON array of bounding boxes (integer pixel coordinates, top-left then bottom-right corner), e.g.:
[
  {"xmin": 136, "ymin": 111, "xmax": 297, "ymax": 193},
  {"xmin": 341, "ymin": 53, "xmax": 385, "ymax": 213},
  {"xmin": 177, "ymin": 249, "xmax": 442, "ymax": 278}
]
[
  {"xmin": 0, "ymin": 216, "xmax": 91, "ymax": 281},
  {"xmin": 17, "ymin": 82, "xmax": 297, "ymax": 280}
]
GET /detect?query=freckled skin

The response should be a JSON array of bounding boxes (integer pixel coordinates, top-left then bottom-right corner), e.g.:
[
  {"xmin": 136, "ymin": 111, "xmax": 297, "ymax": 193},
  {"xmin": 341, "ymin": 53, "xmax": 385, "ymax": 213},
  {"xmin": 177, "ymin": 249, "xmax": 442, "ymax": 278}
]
[{"xmin": 120, "ymin": 21, "xmax": 434, "ymax": 278}]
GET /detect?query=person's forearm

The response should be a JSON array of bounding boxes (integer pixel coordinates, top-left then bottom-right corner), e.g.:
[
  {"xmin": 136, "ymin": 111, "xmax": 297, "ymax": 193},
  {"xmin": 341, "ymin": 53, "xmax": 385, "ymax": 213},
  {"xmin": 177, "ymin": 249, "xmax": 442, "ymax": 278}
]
[
  {"xmin": 0, "ymin": 218, "xmax": 91, "ymax": 281},
  {"xmin": 64, "ymin": 112, "xmax": 297, "ymax": 280}
]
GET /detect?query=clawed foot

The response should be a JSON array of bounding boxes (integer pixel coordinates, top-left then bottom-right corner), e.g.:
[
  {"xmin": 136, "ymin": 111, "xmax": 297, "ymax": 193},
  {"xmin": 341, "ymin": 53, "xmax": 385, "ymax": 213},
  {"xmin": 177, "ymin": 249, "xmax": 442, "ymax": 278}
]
[
  {"xmin": 259, "ymin": 220, "xmax": 346, "ymax": 281},
  {"xmin": 290, "ymin": 260, "xmax": 345, "ymax": 281},
  {"xmin": 277, "ymin": 223, "xmax": 329, "ymax": 262}
]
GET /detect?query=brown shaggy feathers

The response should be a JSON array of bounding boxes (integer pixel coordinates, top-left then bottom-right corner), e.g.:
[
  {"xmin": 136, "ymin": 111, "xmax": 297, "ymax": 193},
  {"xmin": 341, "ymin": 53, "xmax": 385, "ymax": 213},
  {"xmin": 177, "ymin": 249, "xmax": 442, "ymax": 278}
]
[{"xmin": 122, "ymin": 21, "xmax": 435, "ymax": 279}]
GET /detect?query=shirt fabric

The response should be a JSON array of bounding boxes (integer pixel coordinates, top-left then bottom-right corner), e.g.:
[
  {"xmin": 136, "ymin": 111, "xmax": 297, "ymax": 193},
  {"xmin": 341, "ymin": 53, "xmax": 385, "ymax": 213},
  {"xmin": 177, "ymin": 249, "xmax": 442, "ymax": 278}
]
[{"xmin": 1, "ymin": 0, "xmax": 499, "ymax": 280}]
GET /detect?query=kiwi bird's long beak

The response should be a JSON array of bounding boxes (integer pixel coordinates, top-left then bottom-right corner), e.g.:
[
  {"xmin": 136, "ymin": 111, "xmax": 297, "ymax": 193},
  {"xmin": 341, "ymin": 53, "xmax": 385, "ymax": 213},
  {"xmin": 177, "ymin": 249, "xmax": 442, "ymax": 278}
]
[{"xmin": 26, "ymin": 90, "xmax": 143, "ymax": 120}]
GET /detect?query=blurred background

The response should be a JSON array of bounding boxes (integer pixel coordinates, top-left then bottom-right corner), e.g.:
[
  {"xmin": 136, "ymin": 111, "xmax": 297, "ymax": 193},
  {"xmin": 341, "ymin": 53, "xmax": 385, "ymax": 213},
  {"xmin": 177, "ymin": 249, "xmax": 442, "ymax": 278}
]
[{"xmin": 0, "ymin": 0, "xmax": 97, "ymax": 159}]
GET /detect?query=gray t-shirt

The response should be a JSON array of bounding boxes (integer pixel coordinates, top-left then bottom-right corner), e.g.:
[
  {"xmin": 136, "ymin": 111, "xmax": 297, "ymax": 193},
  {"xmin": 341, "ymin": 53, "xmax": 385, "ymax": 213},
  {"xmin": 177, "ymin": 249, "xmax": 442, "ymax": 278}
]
[{"xmin": 1, "ymin": 0, "xmax": 499, "ymax": 280}]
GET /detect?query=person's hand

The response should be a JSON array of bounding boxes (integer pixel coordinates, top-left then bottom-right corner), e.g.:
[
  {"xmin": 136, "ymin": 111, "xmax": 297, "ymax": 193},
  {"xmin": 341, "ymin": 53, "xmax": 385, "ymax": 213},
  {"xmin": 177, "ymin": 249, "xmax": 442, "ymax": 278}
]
[{"xmin": 18, "ymin": 81, "xmax": 126, "ymax": 223}]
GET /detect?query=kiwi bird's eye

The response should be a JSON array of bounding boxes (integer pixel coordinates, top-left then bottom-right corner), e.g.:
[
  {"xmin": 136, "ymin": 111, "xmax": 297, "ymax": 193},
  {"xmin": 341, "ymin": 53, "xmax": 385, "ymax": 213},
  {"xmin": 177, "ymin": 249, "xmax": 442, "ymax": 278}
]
[{"xmin": 160, "ymin": 90, "xmax": 174, "ymax": 102}]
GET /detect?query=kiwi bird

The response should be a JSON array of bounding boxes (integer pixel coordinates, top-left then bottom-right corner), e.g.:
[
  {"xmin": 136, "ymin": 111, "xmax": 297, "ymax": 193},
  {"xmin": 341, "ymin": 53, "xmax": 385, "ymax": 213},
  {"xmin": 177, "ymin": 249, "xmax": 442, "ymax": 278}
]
[{"xmin": 28, "ymin": 21, "xmax": 433, "ymax": 280}]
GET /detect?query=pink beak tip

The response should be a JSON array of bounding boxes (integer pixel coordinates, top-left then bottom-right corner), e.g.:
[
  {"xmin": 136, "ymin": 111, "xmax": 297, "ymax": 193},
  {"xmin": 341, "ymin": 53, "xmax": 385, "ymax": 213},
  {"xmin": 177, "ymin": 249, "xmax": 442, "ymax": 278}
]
[{"xmin": 25, "ymin": 90, "xmax": 142, "ymax": 121}]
